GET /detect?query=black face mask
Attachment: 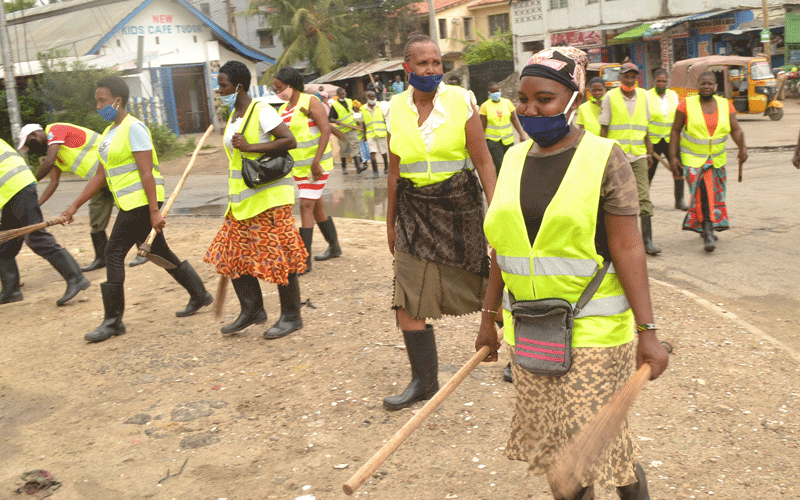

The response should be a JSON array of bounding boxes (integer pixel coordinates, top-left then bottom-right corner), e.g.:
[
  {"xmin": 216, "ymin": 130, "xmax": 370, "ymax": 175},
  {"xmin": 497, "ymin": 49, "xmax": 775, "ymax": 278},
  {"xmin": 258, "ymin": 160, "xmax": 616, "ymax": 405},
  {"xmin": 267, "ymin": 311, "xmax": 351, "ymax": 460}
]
[
  {"xmin": 26, "ymin": 140, "xmax": 47, "ymax": 156},
  {"xmin": 699, "ymin": 93, "xmax": 714, "ymax": 102}
]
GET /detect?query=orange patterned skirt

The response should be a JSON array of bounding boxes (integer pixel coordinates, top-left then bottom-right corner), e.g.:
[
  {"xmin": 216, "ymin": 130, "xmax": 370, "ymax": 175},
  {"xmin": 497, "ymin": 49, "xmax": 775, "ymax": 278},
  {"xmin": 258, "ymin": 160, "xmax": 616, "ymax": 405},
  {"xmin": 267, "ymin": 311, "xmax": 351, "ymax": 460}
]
[{"xmin": 204, "ymin": 205, "xmax": 308, "ymax": 285}]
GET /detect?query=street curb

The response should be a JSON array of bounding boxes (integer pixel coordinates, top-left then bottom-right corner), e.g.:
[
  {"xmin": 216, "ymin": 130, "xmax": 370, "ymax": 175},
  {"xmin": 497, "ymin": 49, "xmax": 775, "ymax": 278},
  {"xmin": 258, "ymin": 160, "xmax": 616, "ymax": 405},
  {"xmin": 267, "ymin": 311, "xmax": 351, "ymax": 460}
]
[{"xmin": 651, "ymin": 277, "xmax": 800, "ymax": 364}]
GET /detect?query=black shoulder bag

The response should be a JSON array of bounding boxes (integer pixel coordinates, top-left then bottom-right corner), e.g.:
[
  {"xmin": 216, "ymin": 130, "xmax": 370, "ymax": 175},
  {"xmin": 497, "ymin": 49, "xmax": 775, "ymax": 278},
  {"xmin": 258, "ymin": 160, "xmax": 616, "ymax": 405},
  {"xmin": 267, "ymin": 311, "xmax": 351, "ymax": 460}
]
[{"xmin": 238, "ymin": 102, "xmax": 294, "ymax": 189}]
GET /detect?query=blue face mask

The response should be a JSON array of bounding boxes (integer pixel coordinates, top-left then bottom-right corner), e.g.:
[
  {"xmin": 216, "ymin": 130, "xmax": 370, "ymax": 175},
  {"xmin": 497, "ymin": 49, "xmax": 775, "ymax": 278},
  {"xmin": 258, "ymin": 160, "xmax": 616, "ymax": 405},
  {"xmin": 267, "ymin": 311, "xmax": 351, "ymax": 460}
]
[
  {"xmin": 219, "ymin": 84, "xmax": 241, "ymax": 109},
  {"xmin": 489, "ymin": 91, "xmax": 502, "ymax": 102},
  {"xmin": 517, "ymin": 91, "xmax": 578, "ymax": 148},
  {"xmin": 97, "ymin": 101, "xmax": 119, "ymax": 122},
  {"xmin": 408, "ymin": 71, "xmax": 443, "ymax": 93}
]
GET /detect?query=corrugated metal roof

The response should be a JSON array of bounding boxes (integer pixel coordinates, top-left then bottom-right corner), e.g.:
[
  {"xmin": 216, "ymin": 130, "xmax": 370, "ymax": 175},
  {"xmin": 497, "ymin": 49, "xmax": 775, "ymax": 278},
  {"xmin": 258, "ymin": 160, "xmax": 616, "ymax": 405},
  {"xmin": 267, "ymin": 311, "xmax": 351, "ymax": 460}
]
[
  {"xmin": 310, "ymin": 59, "xmax": 405, "ymax": 84},
  {"xmin": 642, "ymin": 10, "xmax": 736, "ymax": 39},
  {"xmin": 409, "ymin": 0, "xmax": 469, "ymax": 15},
  {"xmin": 468, "ymin": 0, "xmax": 507, "ymax": 9}
]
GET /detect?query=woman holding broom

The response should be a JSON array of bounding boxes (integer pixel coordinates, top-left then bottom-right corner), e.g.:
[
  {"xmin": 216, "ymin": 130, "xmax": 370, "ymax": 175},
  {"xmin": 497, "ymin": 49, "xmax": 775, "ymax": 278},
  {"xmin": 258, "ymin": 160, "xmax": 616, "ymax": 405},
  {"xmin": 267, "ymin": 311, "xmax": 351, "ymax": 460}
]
[
  {"xmin": 204, "ymin": 61, "xmax": 305, "ymax": 339},
  {"xmin": 61, "ymin": 76, "xmax": 213, "ymax": 343},
  {"xmin": 474, "ymin": 47, "xmax": 669, "ymax": 500}
]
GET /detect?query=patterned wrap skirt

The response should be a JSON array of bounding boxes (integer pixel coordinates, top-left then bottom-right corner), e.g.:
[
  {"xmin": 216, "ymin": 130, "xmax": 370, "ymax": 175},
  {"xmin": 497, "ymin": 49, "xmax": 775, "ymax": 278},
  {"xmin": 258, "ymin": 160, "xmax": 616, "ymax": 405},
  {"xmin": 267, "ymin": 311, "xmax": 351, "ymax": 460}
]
[
  {"xmin": 505, "ymin": 342, "xmax": 639, "ymax": 489},
  {"xmin": 204, "ymin": 205, "xmax": 308, "ymax": 285},
  {"xmin": 683, "ymin": 160, "xmax": 729, "ymax": 233}
]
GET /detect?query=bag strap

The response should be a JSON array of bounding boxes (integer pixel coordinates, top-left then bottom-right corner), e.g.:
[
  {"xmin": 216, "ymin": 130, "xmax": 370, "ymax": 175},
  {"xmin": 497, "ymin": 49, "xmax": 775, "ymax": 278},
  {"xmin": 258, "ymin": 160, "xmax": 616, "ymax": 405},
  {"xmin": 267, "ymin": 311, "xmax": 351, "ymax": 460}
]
[
  {"xmin": 572, "ymin": 259, "xmax": 610, "ymax": 316},
  {"xmin": 237, "ymin": 101, "xmax": 261, "ymax": 159}
]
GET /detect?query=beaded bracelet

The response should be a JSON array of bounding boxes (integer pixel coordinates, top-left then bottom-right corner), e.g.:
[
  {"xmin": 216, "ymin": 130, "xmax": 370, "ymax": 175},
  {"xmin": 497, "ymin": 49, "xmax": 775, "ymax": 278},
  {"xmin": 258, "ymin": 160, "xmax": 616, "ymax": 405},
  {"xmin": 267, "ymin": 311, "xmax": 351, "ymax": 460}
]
[
  {"xmin": 481, "ymin": 308, "xmax": 498, "ymax": 315},
  {"xmin": 636, "ymin": 323, "xmax": 657, "ymax": 332}
]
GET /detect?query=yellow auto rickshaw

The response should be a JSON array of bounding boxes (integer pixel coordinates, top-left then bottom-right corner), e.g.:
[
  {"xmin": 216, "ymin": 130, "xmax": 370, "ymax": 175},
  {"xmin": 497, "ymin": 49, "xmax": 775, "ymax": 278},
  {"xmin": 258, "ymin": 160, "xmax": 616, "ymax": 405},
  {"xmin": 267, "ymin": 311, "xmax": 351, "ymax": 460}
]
[
  {"xmin": 586, "ymin": 62, "xmax": 621, "ymax": 90},
  {"xmin": 670, "ymin": 55, "xmax": 783, "ymax": 121}
]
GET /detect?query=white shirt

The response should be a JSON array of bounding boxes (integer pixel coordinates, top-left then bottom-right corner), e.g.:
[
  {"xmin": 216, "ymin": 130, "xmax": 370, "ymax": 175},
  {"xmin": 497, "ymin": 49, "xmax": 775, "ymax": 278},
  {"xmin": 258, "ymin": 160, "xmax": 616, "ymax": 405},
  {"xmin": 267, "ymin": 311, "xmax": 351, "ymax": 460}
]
[
  {"xmin": 224, "ymin": 102, "xmax": 284, "ymax": 152},
  {"xmin": 386, "ymin": 82, "xmax": 476, "ymax": 152}
]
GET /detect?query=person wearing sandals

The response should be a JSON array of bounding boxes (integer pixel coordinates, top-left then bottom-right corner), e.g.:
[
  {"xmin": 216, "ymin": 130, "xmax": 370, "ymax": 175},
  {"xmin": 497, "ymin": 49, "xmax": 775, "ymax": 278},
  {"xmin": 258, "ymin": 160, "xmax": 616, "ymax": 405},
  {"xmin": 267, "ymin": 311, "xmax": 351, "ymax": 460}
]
[
  {"xmin": 204, "ymin": 61, "xmax": 306, "ymax": 339},
  {"xmin": 385, "ymin": 33, "xmax": 497, "ymax": 410},
  {"xmin": 273, "ymin": 67, "xmax": 342, "ymax": 274},
  {"xmin": 475, "ymin": 47, "xmax": 669, "ymax": 500}
]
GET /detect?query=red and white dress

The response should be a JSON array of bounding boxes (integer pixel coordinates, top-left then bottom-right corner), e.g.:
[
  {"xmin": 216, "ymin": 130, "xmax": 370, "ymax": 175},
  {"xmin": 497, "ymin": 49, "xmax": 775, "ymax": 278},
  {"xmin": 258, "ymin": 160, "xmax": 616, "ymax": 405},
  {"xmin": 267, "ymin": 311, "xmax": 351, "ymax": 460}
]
[{"xmin": 281, "ymin": 103, "xmax": 329, "ymax": 200}]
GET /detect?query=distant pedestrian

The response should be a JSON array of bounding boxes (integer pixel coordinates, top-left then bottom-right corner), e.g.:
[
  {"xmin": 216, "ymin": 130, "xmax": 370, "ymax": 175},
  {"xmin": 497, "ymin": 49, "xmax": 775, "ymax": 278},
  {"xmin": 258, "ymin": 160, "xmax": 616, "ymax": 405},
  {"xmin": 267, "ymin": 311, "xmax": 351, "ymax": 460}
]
[
  {"xmin": 670, "ymin": 70, "xmax": 747, "ymax": 253},
  {"xmin": 329, "ymin": 88, "xmax": 365, "ymax": 174},
  {"xmin": 362, "ymin": 90, "xmax": 389, "ymax": 176},
  {"xmin": 479, "ymin": 81, "xmax": 524, "ymax": 174},
  {"xmin": 576, "ymin": 76, "xmax": 606, "ymax": 135},
  {"xmin": 647, "ymin": 69, "xmax": 686, "ymax": 210},
  {"xmin": 391, "ymin": 75, "xmax": 404, "ymax": 95}
]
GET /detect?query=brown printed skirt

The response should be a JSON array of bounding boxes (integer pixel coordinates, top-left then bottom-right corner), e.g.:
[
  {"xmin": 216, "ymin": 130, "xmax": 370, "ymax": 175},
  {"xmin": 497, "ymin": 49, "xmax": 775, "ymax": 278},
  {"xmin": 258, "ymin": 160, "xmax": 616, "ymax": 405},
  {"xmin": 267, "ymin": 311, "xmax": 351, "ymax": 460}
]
[
  {"xmin": 505, "ymin": 341, "xmax": 639, "ymax": 489},
  {"xmin": 204, "ymin": 205, "xmax": 308, "ymax": 285}
]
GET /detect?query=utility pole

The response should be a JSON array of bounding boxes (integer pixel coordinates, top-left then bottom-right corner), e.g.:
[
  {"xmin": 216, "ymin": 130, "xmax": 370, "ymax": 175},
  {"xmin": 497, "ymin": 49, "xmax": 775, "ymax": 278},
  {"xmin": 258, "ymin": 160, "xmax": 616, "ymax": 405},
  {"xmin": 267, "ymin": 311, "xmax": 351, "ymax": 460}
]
[
  {"xmin": 0, "ymin": 5, "xmax": 23, "ymax": 144},
  {"xmin": 761, "ymin": 0, "xmax": 771, "ymax": 58},
  {"xmin": 427, "ymin": 0, "xmax": 438, "ymax": 48},
  {"xmin": 225, "ymin": 0, "xmax": 238, "ymax": 38}
]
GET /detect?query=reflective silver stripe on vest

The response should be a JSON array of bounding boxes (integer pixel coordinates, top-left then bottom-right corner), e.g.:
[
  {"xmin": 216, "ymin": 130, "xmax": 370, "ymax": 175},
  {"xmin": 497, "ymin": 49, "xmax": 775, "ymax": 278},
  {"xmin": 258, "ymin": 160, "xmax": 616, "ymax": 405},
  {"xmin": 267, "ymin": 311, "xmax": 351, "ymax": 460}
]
[
  {"xmin": 70, "ymin": 134, "xmax": 98, "ymax": 176},
  {"xmin": 502, "ymin": 290, "xmax": 629, "ymax": 319},
  {"xmin": 615, "ymin": 139, "xmax": 646, "ymax": 146},
  {"xmin": 608, "ymin": 124, "xmax": 648, "ymax": 132},
  {"xmin": 498, "ymin": 255, "xmax": 617, "ymax": 278},
  {"xmin": 115, "ymin": 177, "xmax": 165, "ymax": 197},
  {"xmin": 496, "ymin": 133, "xmax": 514, "ymax": 142},
  {"xmin": 399, "ymin": 158, "xmax": 474, "ymax": 174},
  {"xmin": 680, "ymin": 146, "xmax": 724, "ymax": 159},
  {"xmin": 229, "ymin": 176, "xmax": 294, "ymax": 203},
  {"xmin": 106, "ymin": 162, "xmax": 138, "ymax": 177},
  {"xmin": 0, "ymin": 151, "xmax": 25, "ymax": 164},
  {"xmin": 0, "ymin": 164, "xmax": 30, "ymax": 185},
  {"xmin": 680, "ymin": 132, "xmax": 727, "ymax": 146},
  {"xmin": 294, "ymin": 150, "xmax": 333, "ymax": 168},
  {"xmin": 296, "ymin": 138, "xmax": 320, "ymax": 149},
  {"xmin": 486, "ymin": 123, "xmax": 512, "ymax": 131},
  {"xmin": 649, "ymin": 121, "xmax": 672, "ymax": 128}
]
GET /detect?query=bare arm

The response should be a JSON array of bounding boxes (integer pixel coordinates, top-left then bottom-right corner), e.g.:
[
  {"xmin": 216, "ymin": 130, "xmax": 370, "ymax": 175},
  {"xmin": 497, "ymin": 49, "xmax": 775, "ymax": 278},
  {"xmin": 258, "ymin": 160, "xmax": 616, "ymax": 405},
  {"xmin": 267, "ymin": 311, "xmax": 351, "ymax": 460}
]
[
  {"xmin": 386, "ymin": 131, "xmax": 400, "ymax": 255},
  {"xmin": 464, "ymin": 112, "xmax": 497, "ymax": 205},
  {"xmin": 475, "ymin": 248, "xmax": 504, "ymax": 362},
  {"xmin": 510, "ymin": 111, "xmax": 525, "ymax": 141},
  {"xmin": 308, "ymin": 97, "xmax": 331, "ymax": 165},
  {"xmin": 480, "ymin": 114, "xmax": 487, "ymax": 130},
  {"xmin": 38, "ymin": 168, "xmax": 61, "ymax": 206},
  {"xmin": 35, "ymin": 143, "xmax": 61, "ymax": 181},
  {"xmin": 600, "ymin": 124, "xmax": 609, "ymax": 138},
  {"xmin": 61, "ymin": 167, "xmax": 107, "ymax": 223},
  {"xmin": 232, "ymin": 122, "xmax": 296, "ymax": 156},
  {"xmin": 669, "ymin": 110, "xmax": 687, "ymax": 171},
  {"xmin": 605, "ymin": 212, "xmax": 669, "ymax": 380},
  {"xmin": 729, "ymin": 112, "xmax": 747, "ymax": 163}
]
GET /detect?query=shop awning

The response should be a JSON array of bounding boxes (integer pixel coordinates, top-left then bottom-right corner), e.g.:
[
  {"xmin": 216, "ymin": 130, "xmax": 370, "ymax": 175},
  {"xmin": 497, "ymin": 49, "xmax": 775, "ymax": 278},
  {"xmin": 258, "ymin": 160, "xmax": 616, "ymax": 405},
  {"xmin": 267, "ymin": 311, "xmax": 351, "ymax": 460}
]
[
  {"xmin": 550, "ymin": 21, "xmax": 637, "ymax": 35},
  {"xmin": 608, "ymin": 23, "xmax": 652, "ymax": 45},
  {"xmin": 642, "ymin": 9, "xmax": 736, "ymax": 39}
]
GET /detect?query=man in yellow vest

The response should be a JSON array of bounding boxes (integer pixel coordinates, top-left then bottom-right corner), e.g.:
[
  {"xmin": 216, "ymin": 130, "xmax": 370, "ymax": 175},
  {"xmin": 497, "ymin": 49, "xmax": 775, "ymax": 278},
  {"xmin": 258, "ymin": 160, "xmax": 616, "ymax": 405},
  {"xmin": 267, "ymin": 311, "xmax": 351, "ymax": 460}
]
[
  {"xmin": 361, "ymin": 90, "xmax": 389, "ymax": 178},
  {"xmin": 479, "ymin": 82, "xmax": 524, "ymax": 173},
  {"xmin": 329, "ymin": 88, "xmax": 365, "ymax": 175},
  {"xmin": 17, "ymin": 122, "xmax": 141, "ymax": 272},
  {"xmin": 600, "ymin": 62, "xmax": 660, "ymax": 255},
  {"xmin": 646, "ymin": 69, "xmax": 687, "ymax": 210},
  {"xmin": 576, "ymin": 76, "xmax": 606, "ymax": 135},
  {"xmin": 1, "ymin": 138, "xmax": 90, "ymax": 306}
]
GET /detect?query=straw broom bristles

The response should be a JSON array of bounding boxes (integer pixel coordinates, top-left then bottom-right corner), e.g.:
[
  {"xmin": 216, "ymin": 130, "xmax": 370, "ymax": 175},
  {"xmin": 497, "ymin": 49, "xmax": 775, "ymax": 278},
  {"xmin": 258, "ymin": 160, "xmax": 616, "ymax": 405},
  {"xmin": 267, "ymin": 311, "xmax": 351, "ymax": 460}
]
[{"xmin": 0, "ymin": 216, "xmax": 67, "ymax": 244}]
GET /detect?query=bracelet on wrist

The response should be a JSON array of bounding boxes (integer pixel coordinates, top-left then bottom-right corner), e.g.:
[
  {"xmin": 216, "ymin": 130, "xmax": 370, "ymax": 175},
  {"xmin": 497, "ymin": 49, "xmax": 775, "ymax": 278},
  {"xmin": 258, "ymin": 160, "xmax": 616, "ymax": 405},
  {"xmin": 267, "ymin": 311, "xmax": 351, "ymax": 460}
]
[
  {"xmin": 636, "ymin": 323, "xmax": 657, "ymax": 333},
  {"xmin": 481, "ymin": 308, "xmax": 498, "ymax": 315}
]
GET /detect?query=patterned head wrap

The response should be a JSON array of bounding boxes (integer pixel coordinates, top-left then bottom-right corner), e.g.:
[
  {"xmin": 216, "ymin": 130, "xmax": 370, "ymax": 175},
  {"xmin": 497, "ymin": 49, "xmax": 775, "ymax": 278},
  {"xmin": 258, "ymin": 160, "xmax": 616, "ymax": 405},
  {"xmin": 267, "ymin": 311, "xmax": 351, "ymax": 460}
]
[{"xmin": 522, "ymin": 47, "xmax": 589, "ymax": 94}]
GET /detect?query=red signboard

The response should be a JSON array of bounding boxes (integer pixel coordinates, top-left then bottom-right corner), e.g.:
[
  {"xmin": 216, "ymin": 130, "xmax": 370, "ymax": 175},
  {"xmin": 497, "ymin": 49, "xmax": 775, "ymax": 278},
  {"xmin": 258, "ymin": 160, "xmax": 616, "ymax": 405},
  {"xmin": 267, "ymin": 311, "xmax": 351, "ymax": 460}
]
[{"xmin": 550, "ymin": 30, "xmax": 603, "ymax": 48}]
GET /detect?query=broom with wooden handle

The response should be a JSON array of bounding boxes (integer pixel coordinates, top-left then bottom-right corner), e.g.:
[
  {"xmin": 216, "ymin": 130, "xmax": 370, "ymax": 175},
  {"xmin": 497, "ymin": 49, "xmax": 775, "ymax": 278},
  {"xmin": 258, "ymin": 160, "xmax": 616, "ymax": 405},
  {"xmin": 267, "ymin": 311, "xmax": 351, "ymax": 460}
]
[
  {"xmin": 0, "ymin": 216, "xmax": 67, "ymax": 244},
  {"xmin": 137, "ymin": 124, "xmax": 215, "ymax": 267},
  {"xmin": 343, "ymin": 345, "xmax": 492, "ymax": 495},
  {"xmin": 214, "ymin": 276, "xmax": 228, "ymax": 320},
  {"xmin": 548, "ymin": 341, "xmax": 673, "ymax": 499}
]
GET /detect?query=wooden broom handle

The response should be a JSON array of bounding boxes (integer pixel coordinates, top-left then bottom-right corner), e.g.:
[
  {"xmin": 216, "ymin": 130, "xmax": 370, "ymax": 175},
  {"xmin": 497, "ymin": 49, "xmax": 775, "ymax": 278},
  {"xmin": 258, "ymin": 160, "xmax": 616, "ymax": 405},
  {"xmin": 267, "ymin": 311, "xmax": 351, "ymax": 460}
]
[{"xmin": 343, "ymin": 346, "xmax": 491, "ymax": 495}]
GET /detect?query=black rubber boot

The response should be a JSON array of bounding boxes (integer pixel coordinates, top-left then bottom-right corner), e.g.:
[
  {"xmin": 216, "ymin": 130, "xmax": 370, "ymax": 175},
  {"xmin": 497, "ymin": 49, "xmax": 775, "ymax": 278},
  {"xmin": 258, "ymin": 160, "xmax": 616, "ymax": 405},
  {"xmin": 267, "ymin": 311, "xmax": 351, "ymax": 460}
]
[
  {"xmin": 48, "ymin": 248, "xmax": 90, "ymax": 306},
  {"xmin": 341, "ymin": 157, "xmax": 348, "ymax": 174},
  {"xmin": 616, "ymin": 462, "xmax": 650, "ymax": 500},
  {"xmin": 503, "ymin": 362, "xmax": 513, "ymax": 383},
  {"xmin": 370, "ymin": 157, "xmax": 379, "ymax": 178},
  {"xmin": 552, "ymin": 484, "xmax": 595, "ymax": 500},
  {"xmin": 641, "ymin": 216, "xmax": 661, "ymax": 256},
  {"xmin": 264, "ymin": 273, "xmax": 303, "ymax": 339},
  {"xmin": 702, "ymin": 220, "xmax": 716, "ymax": 253},
  {"xmin": 383, "ymin": 325, "xmax": 439, "ymax": 410},
  {"xmin": 221, "ymin": 274, "xmax": 267, "ymax": 334},
  {"xmin": 85, "ymin": 282, "xmax": 126, "ymax": 343},
  {"xmin": 674, "ymin": 178, "xmax": 688, "ymax": 211},
  {"xmin": 81, "ymin": 231, "xmax": 107, "ymax": 272},
  {"xmin": 167, "ymin": 261, "xmax": 213, "ymax": 317},
  {"xmin": 299, "ymin": 227, "xmax": 313, "ymax": 274},
  {"xmin": 0, "ymin": 258, "xmax": 23, "ymax": 304},
  {"xmin": 314, "ymin": 217, "xmax": 342, "ymax": 261},
  {"xmin": 355, "ymin": 156, "xmax": 366, "ymax": 173},
  {"xmin": 382, "ymin": 153, "xmax": 389, "ymax": 174}
]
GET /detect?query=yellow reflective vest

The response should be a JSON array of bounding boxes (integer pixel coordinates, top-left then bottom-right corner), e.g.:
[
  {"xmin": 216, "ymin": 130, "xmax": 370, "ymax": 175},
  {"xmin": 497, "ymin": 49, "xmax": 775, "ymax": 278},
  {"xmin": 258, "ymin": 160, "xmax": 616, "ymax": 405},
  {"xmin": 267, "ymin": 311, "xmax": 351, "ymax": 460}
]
[
  {"xmin": 388, "ymin": 85, "xmax": 474, "ymax": 188},
  {"xmin": 576, "ymin": 99, "xmax": 602, "ymax": 136},
  {"xmin": 606, "ymin": 87, "xmax": 648, "ymax": 156},
  {"xmin": 679, "ymin": 95, "xmax": 731, "ymax": 169},
  {"xmin": 279, "ymin": 93, "xmax": 334, "ymax": 179},
  {"xmin": 362, "ymin": 105, "xmax": 387, "ymax": 139},
  {"xmin": 45, "ymin": 123, "xmax": 100, "ymax": 180},
  {"xmin": 484, "ymin": 133, "xmax": 634, "ymax": 348},
  {"xmin": 225, "ymin": 100, "xmax": 295, "ymax": 221},
  {"xmin": 646, "ymin": 88, "xmax": 679, "ymax": 144},
  {"xmin": 0, "ymin": 139, "xmax": 36, "ymax": 207},
  {"xmin": 483, "ymin": 98, "xmax": 514, "ymax": 145},
  {"xmin": 331, "ymin": 97, "xmax": 356, "ymax": 132},
  {"xmin": 99, "ymin": 115, "xmax": 164, "ymax": 211}
]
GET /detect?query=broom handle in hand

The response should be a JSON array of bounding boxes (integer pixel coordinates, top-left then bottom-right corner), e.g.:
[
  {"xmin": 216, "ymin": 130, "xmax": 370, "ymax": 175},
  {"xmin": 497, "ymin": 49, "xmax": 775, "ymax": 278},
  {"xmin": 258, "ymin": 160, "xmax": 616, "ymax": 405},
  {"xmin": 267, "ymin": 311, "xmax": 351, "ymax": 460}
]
[
  {"xmin": 0, "ymin": 216, "xmax": 67, "ymax": 243},
  {"xmin": 139, "ymin": 124, "xmax": 215, "ymax": 253},
  {"xmin": 343, "ymin": 346, "xmax": 491, "ymax": 495}
]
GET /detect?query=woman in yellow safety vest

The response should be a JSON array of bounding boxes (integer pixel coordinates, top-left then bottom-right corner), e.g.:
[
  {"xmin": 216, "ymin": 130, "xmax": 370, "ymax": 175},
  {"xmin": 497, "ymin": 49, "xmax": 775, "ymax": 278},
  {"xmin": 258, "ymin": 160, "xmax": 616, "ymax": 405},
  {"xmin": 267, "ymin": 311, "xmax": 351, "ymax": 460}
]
[
  {"xmin": 273, "ymin": 66, "xmax": 341, "ymax": 274},
  {"xmin": 669, "ymin": 70, "xmax": 747, "ymax": 253},
  {"xmin": 203, "ymin": 61, "xmax": 306, "ymax": 339},
  {"xmin": 384, "ymin": 33, "xmax": 497, "ymax": 411},
  {"xmin": 62, "ymin": 76, "xmax": 213, "ymax": 343},
  {"xmin": 480, "ymin": 81, "xmax": 525, "ymax": 173},
  {"xmin": 576, "ymin": 76, "xmax": 606, "ymax": 135},
  {"xmin": 475, "ymin": 47, "xmax": 669, "ymax": 500}
]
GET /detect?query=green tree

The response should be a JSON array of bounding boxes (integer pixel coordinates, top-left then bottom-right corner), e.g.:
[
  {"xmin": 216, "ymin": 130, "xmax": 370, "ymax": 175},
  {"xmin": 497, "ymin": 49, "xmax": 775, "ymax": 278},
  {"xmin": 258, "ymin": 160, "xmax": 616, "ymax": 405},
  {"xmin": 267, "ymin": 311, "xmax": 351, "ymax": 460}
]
[
  {"xmin": 341, "ymin": 0, "xmax": 421, "ymax": 63},
  {"xmin": 3, "ymin": 0, "xmax": 36, "ymax": 13},
  {"xmin": 248, "ymin": 0, "xmax": 351, "ymax": 82},
  {"xmin": 0, "ymin": 89, "xmax": 48, "ymax": 146},
  {"xmin": 455, "ymin": 29, "xmax": 513, "ymax": 65}
]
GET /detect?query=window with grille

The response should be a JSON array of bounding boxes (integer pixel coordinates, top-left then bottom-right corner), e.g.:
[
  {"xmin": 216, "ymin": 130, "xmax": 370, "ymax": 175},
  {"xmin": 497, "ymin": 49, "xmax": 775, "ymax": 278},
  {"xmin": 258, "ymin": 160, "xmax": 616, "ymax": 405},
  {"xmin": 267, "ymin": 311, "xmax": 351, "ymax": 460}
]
[
  {"xmin": 439, "ymin": 18, "xmax": 448, "ymax": 39},
  {"xmin": 488, "ymin": 13, "xmax": 510, "ymax": 34},
  {"xmin": 549, "ymin": 0, "xmax": 568, "ymax": 9},
  {"xmin": 464, "ymin": 17, "xmax": 473, "ymax": 40},
  {"xmin": 258, "ymin": 29, "xmax": 274, "ymax": 48}
]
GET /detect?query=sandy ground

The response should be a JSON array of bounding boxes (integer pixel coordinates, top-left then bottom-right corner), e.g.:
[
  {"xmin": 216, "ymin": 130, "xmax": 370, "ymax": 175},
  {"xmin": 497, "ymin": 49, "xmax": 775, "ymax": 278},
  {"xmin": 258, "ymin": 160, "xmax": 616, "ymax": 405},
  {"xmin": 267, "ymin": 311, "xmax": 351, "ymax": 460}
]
[{"xmin": 1, "ymin": 205, "xmax": 799, "ymax": 499}]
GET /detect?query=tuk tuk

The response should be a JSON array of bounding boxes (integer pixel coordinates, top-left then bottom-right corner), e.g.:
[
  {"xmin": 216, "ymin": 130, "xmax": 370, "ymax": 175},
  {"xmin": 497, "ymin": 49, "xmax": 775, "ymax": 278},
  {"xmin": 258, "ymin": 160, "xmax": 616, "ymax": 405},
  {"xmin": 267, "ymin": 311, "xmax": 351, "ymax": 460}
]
[
  {"xmin": 670, "ymin": 55, "xmax": 783, "ymax": 121},
  {"xmin": 586, "ymin": 62, "xmax": 621, "ymax": 90}
]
